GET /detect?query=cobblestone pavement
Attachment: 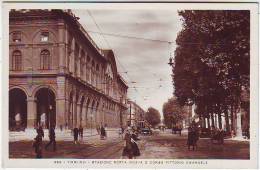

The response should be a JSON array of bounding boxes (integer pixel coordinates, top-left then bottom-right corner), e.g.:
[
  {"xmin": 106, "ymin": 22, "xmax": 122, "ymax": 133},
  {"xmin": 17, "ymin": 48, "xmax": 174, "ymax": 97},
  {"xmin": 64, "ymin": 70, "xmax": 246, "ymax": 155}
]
[
  {"xmin": 138, "ymin": 132, "xmax": 250, "ymax": 159},
  {"xmin": 9, "ymin": 131, "xmax": 249, "ymax": 159},
  {"xmin": 9, "ymin": 135, "xmax": 124, "ymax": 159}
]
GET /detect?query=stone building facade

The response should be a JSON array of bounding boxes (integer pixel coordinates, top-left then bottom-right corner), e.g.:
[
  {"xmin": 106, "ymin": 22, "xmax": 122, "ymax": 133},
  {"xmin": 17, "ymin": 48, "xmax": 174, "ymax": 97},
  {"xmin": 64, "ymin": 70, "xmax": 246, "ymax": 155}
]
[
  {"xmin": 127, "ymin": 100, "xmax": 145, "ymax": 127},
  {"xmin": 9, "ymin": 9, "xmax": 128, "ymax": 130}
]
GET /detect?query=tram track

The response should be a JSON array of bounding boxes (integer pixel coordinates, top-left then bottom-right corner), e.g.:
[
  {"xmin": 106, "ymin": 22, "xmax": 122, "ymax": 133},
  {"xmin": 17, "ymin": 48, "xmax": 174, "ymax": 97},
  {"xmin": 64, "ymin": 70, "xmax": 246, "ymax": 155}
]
[{"xmin": 84, "ymin": 140, "xmax": 124, "ymax": 159}]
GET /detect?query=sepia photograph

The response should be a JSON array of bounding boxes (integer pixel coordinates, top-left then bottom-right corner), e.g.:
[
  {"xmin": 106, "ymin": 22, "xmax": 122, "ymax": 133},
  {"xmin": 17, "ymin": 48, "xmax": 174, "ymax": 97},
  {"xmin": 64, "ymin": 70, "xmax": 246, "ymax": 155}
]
[{"xmin": 1, "ymin": 1, "xmax": 259, "ymax": 169}]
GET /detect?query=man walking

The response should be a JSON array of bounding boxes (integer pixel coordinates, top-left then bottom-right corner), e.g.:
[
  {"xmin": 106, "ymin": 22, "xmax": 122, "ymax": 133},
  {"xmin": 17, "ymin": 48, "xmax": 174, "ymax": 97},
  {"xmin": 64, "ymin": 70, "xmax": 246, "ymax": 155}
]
[
  {"xmin": 73, "ymin": 127, "xmax": 79, "ymax": 144},
  {"xmin": 38, "ymin": 125, "xmax": 44, "ymax": 138},
  {"xmin": 79, "ymin": 125, "xmax": 83, "ymax": 141},
  {"xmin": 33, "ymin": 129, "xmax": 43, "ymax": 158},
  {"xmin": 45, "ymin": 126, "xmax": 56, "ymax": 151}
]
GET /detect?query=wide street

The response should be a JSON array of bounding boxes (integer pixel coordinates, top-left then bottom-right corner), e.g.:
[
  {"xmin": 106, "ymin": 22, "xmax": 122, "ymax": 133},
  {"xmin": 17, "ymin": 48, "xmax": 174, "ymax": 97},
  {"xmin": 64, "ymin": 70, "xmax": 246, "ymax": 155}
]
[{"xmin": 9, "ymin": 130, "xmax": 249, "ymax": 159}]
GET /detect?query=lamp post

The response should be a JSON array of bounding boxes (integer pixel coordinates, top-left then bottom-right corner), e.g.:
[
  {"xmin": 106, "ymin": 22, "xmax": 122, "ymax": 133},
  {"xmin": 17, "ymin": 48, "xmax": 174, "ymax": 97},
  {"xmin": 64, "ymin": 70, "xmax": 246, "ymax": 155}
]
[
  {"xmin": 129, "ymin": 102, "xmax": 132, "ymax": 127},
  {"xmin": 168, "ymin": 57, "xmax": 174, "ymax": 68}
]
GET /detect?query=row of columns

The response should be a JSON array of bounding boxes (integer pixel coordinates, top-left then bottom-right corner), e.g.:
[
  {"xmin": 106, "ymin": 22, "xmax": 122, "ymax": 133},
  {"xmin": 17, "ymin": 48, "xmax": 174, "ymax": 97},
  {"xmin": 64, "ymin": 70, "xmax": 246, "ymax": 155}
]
[
  {"xmin": 199, "ymin": 109, "xmax": 242, "ymax": 137},
  {"xmin": 67, "ymin": 36, "xmax": 106, "ymax": 91},
  {"xmin": 25, "ymin": 93, "xmax": 123, "ymax": 129},
  {"xmin": 67, "ymin": 94, "xmax": 102, "ymax": 129}
]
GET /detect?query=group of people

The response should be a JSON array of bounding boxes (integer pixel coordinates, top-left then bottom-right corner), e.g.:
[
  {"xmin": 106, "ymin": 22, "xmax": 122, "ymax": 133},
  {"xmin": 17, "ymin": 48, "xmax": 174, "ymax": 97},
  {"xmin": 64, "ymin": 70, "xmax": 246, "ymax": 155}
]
[
  {"xmin": 32, "ymin": 125, "xmax": 56, "ymax": 158},
  {"xmin": 72, "ymin": 125, "xmax": 84, "ymax": 144},
  {"xmin": 32, "ymin": 123, "xmax": 143, "ymax": 159},
  {"xmin": 96, "ymin": 124, "xmax": 107, "ymax": 139},
  {"xmin": 172, "ymin": 124, "xmax": 183, "ymax": 136},
  {"xmin": 210, "ymin": 127, "xmax": 224, "ymax": 144}
]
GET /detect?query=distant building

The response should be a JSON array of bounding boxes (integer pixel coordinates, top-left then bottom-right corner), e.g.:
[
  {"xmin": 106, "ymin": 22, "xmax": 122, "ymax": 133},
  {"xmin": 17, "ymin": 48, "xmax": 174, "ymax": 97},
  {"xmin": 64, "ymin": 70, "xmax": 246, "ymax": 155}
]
[
  {"xmin": 9, "ymin": 9, "xmax": 128, "ymax": 130},
  {"xmin": 127, "ymin": 100, "xmax": 145, "ymax": 127}
]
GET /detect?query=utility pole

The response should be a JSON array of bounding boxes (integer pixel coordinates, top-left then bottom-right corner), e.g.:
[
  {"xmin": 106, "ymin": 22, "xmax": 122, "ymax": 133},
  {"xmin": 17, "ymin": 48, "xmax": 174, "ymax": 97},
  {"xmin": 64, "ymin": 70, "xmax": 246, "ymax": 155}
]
[{"xmin": 129, "ymin": 102, "xmax": 132, "ymax": 127}]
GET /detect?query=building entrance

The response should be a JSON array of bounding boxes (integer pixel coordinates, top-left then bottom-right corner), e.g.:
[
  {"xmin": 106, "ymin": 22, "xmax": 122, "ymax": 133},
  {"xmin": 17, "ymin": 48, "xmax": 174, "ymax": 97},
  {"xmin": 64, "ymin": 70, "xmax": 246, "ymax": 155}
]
[
  {"xmin": 9, "ymin": 88, "xmax": 27, "ymax": 131},
  {"xmin": 35, "ymin": 88, "xmax": 56, "ymax": 129}
]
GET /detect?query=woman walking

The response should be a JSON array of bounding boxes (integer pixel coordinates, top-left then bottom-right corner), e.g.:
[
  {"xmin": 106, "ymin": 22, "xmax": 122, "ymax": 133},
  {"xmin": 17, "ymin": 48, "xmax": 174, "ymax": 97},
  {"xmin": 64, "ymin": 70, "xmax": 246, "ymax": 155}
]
[
  {"xmin": 122, "ymin": 129, "xmax": 140, "ymax": 159},
  {"xmin": 122, "ymin": 130, "xmax": 133, "ymax": 159}
]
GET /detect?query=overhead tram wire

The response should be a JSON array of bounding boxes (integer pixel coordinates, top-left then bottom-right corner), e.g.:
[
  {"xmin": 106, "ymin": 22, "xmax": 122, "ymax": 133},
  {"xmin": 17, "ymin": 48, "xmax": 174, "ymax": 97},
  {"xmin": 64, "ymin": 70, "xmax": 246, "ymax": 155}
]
[
  {"xmin": 86, "ymin": 10, "xmax": 131, "ymax": 81},
  {"xmin": 86, "ymin": 10, "xmax": 144, "ymax": 100},
  {"xmin": 87, "ymin": 30, "xmax": 236, "ymax": 46},
  {"xmin": 86, "ymin": 11, "xmax": 172, "ymax": 83},
  {"xmin": 87, "ymin": 30, "xmax": 172, "ymax": 44},
  {"xmin": 85, "ymin": 10, "xmax": 173, "ymax": 103}
]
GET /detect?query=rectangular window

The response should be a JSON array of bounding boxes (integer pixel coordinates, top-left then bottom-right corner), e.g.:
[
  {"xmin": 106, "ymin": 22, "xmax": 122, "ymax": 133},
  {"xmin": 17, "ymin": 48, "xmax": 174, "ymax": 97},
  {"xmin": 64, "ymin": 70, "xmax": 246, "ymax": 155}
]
[
  {"xmin": 40, "ymin": 32, "xmax": 49, "ymax": 42},
  {"xmin": 12, "ymin": 32, "xmax": 21, "ymax": 42}
]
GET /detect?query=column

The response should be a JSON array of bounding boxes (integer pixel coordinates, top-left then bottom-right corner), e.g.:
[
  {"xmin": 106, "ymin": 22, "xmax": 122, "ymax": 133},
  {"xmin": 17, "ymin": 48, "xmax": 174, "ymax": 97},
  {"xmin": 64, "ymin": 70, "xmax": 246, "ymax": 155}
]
[
  {"xmin": 70, "ymin": 38, "xmax": 75, "ymax": 75},
  {"xmin": 222, "ymin": 116, "xmax": 226, "ymax": 130},
  {"xmin": 56, "ymin": 76, "xmax": 66, "ymax": 128},
  {"xmin": 215, "ymin": 114, "xmax": 218, "ymax": 128},
  {"xmin": 76, "ymin": 102, "xmax": 81, "ymax": 127},
  {"xmin": 236, "ymin": 108, "xmax": 243, "ymax": 137},
  {"xmin": 85, "ymin": 103, "xmax": 90, "ymax": 128},
  {"xmin": 78, "ymin": 47, "xmax": 81, "ymax": 79},
  {"xmin": 27, "ymin": 97, "xmax": 36, "ymax": 128},
  {"xmin": 64, "ymin": 98, "xmax": 70, "ymax": 128},
  {"xmin": 82, "ymin": 103, "xmax": 87, "ymax": 128},
  {"xmin": 73, "ymin": 97, "xmax": 77, "ymax": 128},
  {"xmin": 58, "ymin": 23, "xmax": 66, "ymax": 73}
]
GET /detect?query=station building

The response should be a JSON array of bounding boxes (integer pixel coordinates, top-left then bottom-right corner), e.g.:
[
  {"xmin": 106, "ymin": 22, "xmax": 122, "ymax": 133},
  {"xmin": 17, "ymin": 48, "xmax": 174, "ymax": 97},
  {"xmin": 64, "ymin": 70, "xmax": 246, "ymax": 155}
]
[{"xmin": 9, "ymin": 9, "xmax": 128, "ymax": 130}]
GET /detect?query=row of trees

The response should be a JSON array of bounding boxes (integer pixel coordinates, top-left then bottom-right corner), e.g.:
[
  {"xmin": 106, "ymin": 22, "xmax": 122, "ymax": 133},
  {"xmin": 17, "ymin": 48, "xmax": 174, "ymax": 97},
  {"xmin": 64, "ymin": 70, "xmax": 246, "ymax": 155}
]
[
  {"xmin": 162, "ymin": 97, "xmax": 188, "ymax": 128},
  {"xmin": 173, "ymin": 10, "xmax": 250, "ymax": 133},
  {"xmin": 145, "ymin": 107, "xmax": 161, "ymax": 127}
]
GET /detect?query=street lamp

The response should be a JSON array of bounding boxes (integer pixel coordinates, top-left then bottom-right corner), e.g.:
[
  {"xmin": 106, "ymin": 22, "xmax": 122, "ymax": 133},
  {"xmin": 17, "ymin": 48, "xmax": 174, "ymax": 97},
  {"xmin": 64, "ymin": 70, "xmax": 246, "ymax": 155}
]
[{"xmin": 168, "ymin": 57, "xmax": 174, "ymax": 67}]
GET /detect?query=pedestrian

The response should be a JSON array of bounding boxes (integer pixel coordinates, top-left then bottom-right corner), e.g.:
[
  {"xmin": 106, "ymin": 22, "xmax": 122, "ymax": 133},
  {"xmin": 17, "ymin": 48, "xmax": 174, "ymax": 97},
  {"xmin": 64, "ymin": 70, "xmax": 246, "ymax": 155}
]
[
  {"xmin": 193, "ymin": 125, "xmax": 199, "ymax": 149},
  {"xmin": 15, "ymin": 113, "xmax": 21, "ymax": 130},
  {"xmin": 131, "ymin": 134, "xmax": 140, "ymax": 158},
  {"xmin": 33, "ymin": 129, "xmax": 43, "ymax": 158},
  {"xmin": 38, "ymin": 125, "xmax": 44, "ymax": 138},
  {"xmin": 40, "ymin": 113, "xmax": 46, "ymax": 128},
  {"xmin": 79, "ymin": 125, "xmax": 83, "ymax": 141},
  {"xmin": 122, "ymin": 130, "xmax": 134, "ymax": 159},
  {"xmin": 45, "ymin": 126, "xmax": 56, "ymax": 151},
  {"xmin": 187, "ymin": 126, "xmax": 195, "ymax": 150},
  {"xmin": 100, "ymin": 126, "xmax": 106, "ymax": 140},
  {"xmin": 60, "ymin": 124, "xmax": 63, "ymax": 132},
  {"xmin": 104, "ymin": 124, "xmax": 108, "ymax": 138},
  {"xmin": 219, "ymin": 128, "xmax": 224, "ymax": 144},
  {"xmin": 73, "ymin": 127, "xmax": 79, "ymax": 144},
  {"xmin": 65, "ymin": 122, "xmax": 68, "ymax": 130},
  {"xmin": 118, "ymin": 127, "xmax": 123, "ymax": 138},
  {"xmin": 179, "ymin": 124, "xmax": 183, "ymax": 136}
]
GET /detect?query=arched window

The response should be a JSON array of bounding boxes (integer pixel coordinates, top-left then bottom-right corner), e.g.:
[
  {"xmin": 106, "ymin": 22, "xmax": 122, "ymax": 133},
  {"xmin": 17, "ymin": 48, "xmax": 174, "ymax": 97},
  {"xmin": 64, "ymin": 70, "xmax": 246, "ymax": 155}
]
[
  {"xmin": 12, "ymin": 50, "xmax": 22, "ymax": 71},
  {"xmin": 40, "ymin": 49, "xmax": 51, "ymax": 70}
]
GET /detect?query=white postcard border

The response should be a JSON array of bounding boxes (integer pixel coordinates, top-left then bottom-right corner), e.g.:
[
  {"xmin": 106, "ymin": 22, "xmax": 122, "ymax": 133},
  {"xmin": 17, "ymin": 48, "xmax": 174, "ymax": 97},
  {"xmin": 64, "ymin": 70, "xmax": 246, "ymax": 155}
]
[{"xmin": 1, "ymin": 2, "xmax": 259, "ymax": 169}]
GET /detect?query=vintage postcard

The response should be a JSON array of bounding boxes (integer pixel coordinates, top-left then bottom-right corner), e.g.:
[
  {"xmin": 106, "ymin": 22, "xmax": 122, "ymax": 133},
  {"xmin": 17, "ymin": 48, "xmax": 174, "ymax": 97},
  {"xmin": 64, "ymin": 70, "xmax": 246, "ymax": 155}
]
[{"xmin": 1, "ymin": 1, "xmax": 259, "ymax": 169}]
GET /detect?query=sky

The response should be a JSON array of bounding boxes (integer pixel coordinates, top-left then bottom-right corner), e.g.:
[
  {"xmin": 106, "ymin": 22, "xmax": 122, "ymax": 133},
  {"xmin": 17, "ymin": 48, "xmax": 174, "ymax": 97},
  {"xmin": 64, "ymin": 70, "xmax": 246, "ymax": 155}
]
[{"xmin": 73, "ymin": 9, "xmax": 183, "ymax": 116}]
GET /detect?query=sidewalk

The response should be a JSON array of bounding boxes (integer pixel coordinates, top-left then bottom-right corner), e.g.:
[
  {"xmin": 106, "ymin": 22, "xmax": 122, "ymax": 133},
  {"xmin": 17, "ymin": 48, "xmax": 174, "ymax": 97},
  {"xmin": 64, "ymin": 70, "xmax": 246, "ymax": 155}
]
[{"xmin": 9, "ymin": 128, "xmax": 122, "ymax": 143}]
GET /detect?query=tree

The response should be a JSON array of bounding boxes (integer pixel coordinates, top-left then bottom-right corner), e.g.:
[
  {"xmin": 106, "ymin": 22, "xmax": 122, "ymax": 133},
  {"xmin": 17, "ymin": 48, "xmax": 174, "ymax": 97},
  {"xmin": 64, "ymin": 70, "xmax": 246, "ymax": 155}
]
[
  {"xmin": 173, "ymin": 10, "xmax": 249, "ymax": 133},
  {"xmin": 145, "ymin": 107, "xmax": 161, "ymax": 127},
  {"xmin": 162, "ymin": 97, "xmax": 187, "ymax": 128}
]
